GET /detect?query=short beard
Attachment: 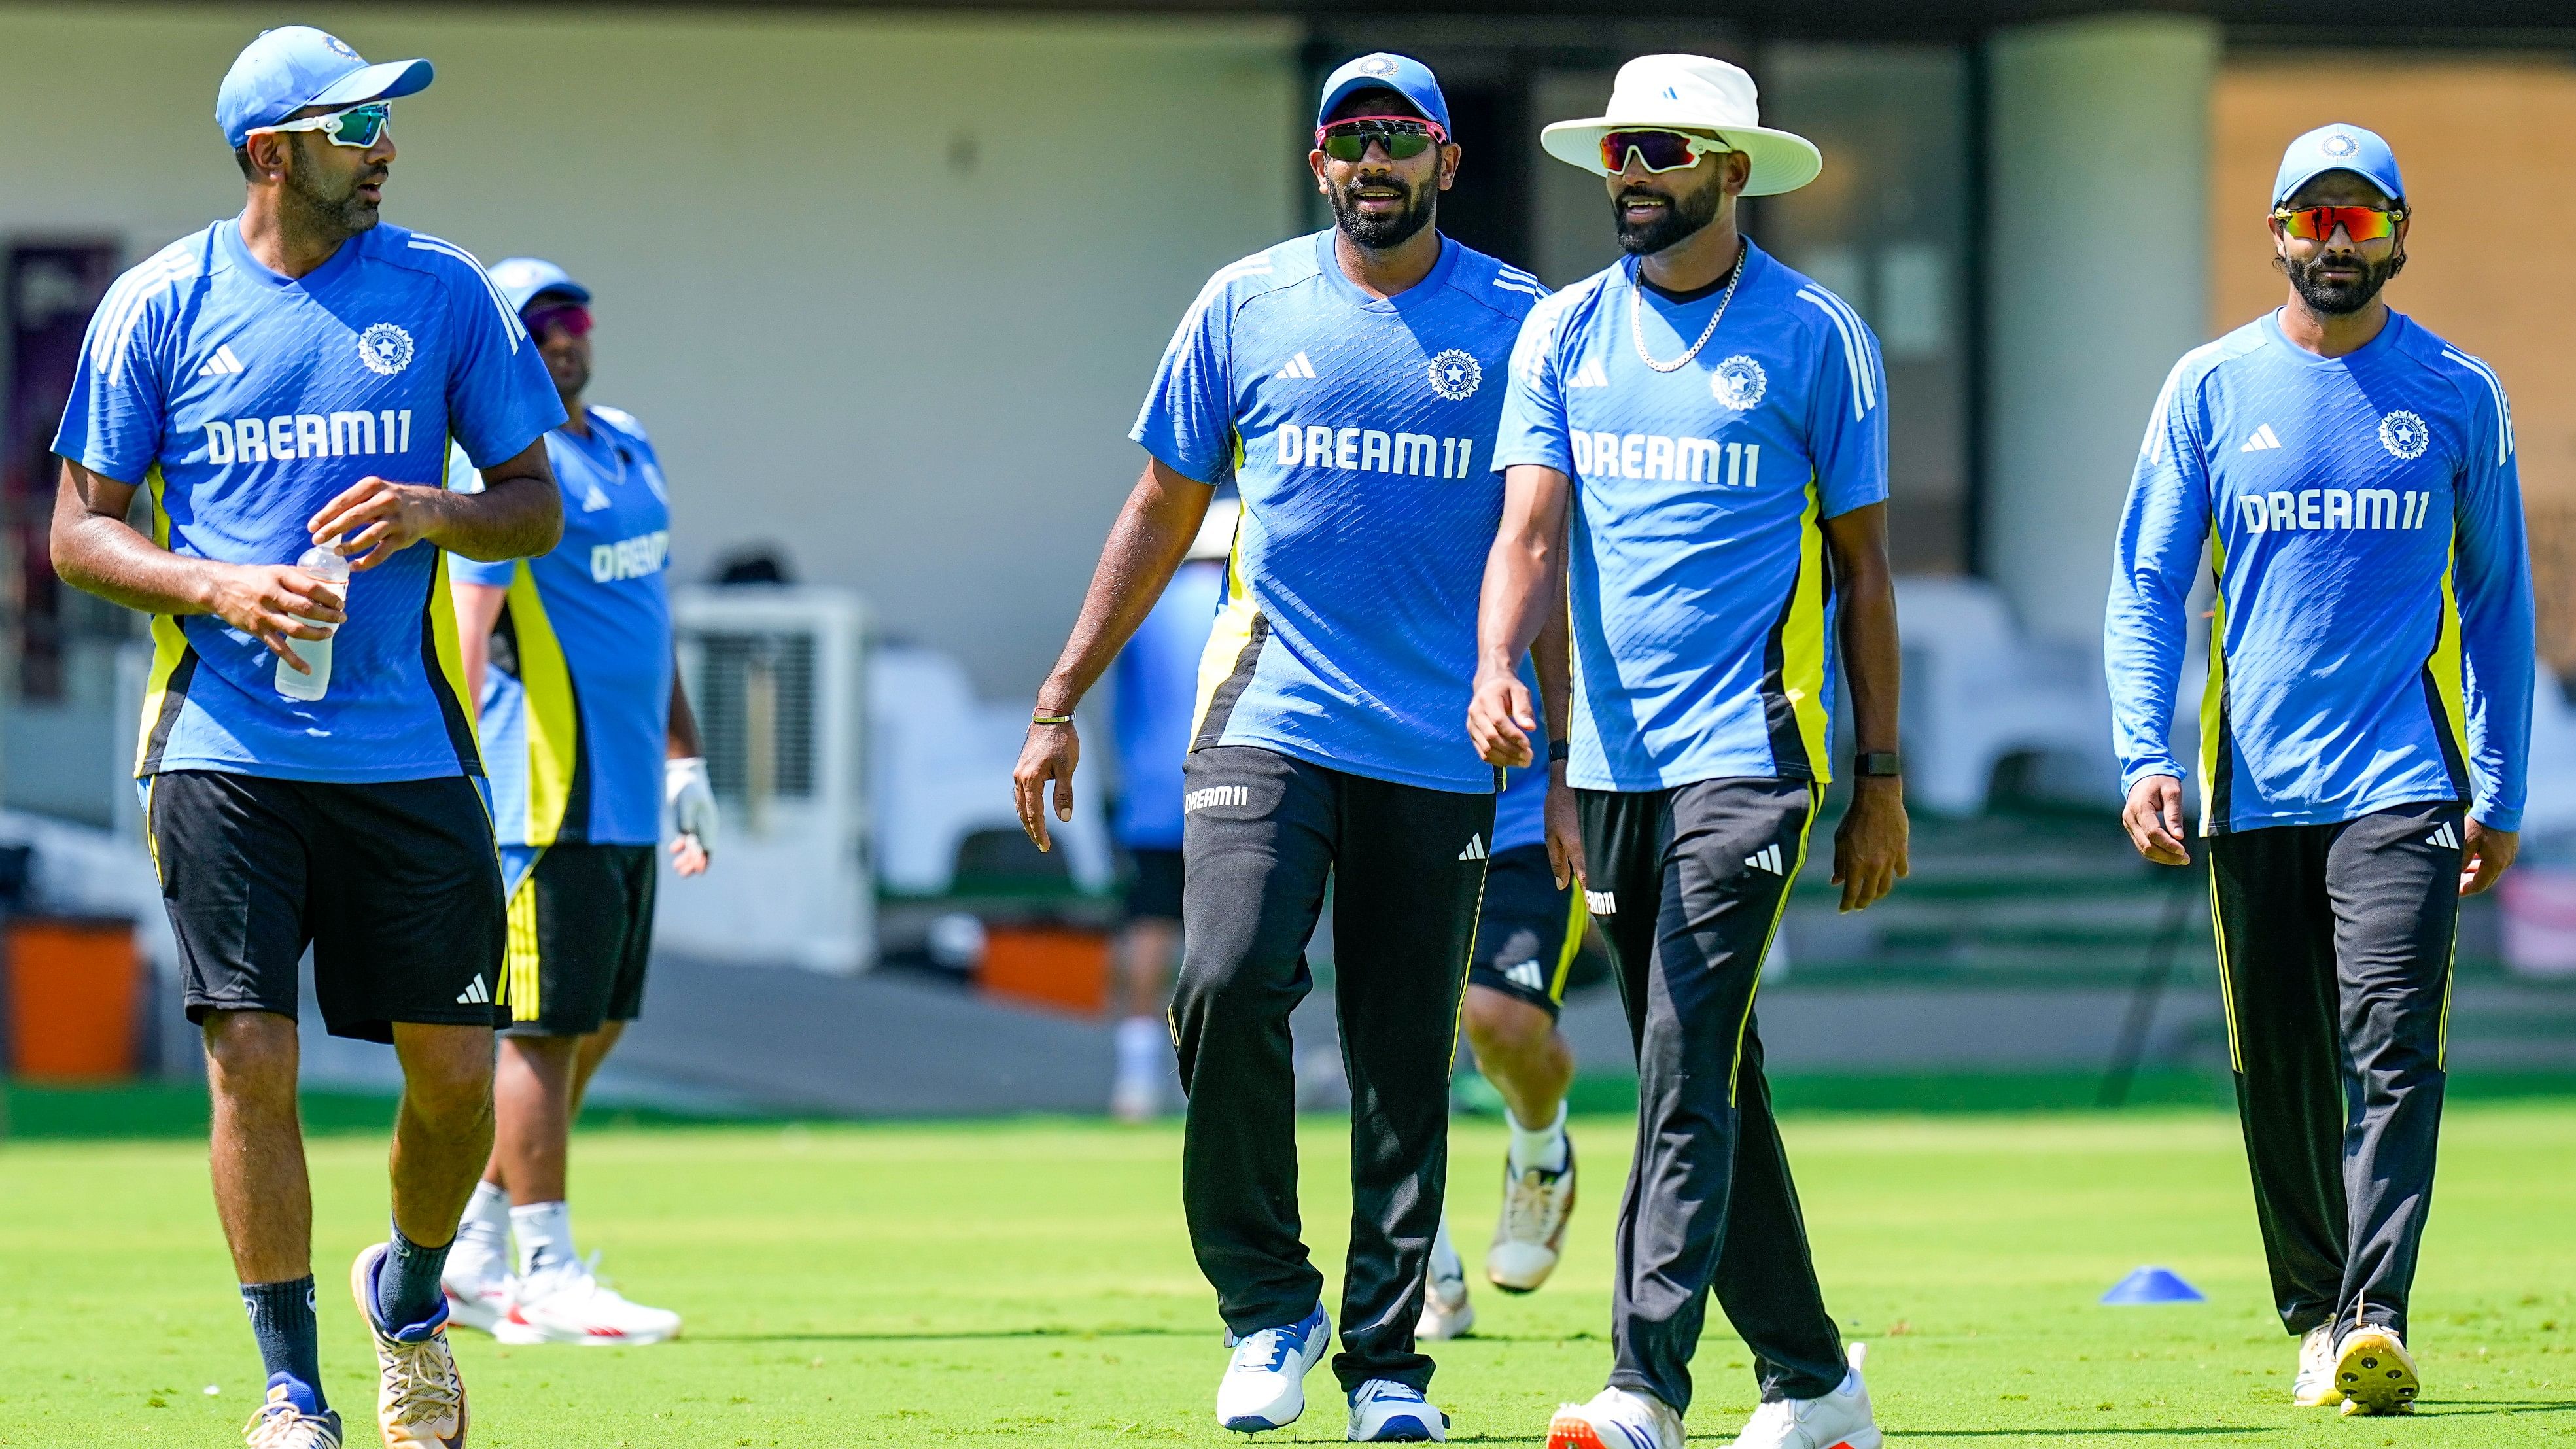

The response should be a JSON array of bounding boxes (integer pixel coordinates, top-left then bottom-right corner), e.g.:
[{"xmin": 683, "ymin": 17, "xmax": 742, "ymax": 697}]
[
  {"xmin": 1614, "ymin": 178, "xmax": 1723, "ymax": 256},
  {"xmin": 2278, "ymin": 247, "xmax": 2404, "ymax": 316},
  {"xmin": 1330, "ymin": 175, "xmax": 1435, "ymax": 251},
  {"xmin": 280, "ymin": 134, "xmax": 381, "ymax": 239},
  {"xmin": 551, "ymin": 356, "xmax": 591, "ymax": 403}
]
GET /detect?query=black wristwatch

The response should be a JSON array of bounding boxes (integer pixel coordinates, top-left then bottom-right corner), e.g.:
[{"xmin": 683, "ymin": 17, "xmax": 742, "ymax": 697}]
[
  {"xmin": 1853, "ymin": 750, "xmax": 1902, "ymax": 778},
  {"xmin": 1547, "ymin": 739, "xmax": 1570, "ymax": 764}
]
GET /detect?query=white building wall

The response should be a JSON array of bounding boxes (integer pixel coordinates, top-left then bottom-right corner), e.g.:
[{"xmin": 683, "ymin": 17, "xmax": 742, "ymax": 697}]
[
  {"xmin": 0, "ymin": 3, "xmax": 1299, "ymax": 696},
  {"xmin": 1983, "ymin": 14, "xmax": 2218, "ymax": 643}
]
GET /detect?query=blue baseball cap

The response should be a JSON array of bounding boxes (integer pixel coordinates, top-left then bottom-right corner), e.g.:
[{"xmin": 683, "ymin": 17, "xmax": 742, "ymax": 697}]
[
  {"xmin": 1316, "ymin": 52, "xmax": 1450, "ymax": 139},
  {"xmin": 487, "ymin": 257, "xmax": 590, "ymax": 313},
  {"xmin": 2272, "ymin": 122, "xmax": 2405, "ymax": 207},
  {"xmin": 217, "ymin": 27, "xmax": 433, "ymax": 150}
]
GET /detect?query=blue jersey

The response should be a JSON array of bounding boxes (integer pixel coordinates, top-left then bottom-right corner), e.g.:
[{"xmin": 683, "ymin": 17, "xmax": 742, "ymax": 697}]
[
  {"xmin": 1113, "ymin": 557, "xmax": 1225, "ymax": 850},
  {"xmin": 1132, "ymin": 230, "xmax": 1546, "ymax": 793},
  {"xmin": 448, "ymin": 406, "xmax": 674, "ymax": 847},
  {"xmin": 2106, "ymin": 309, "xmax": 2533, "ymax": 833},
  {"xmin": 1493, "ymin": 242, "xmax": 1888, "ymax": 791},
  {"xmin": 1493, "ymin": 714, "xmax": 1551, "ymax": 853},
  {"xmin": 54, "ymin": 220, "xmax": 562, "ymax": 783}
]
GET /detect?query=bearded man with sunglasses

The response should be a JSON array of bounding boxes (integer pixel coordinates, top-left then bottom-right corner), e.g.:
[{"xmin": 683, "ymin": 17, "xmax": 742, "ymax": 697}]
[
  {"xmin": 1013, "ymin": 51, "xmax": 1546, "ymax": 1442},
  {"xmin": 49, "ymin": 26, "xmax": 565, "ymax": 1449},
  {"xmin": 2106, "ymin": 124, "xmax": 2532, "ymax": 1418},
  {"xmin": 1471, "ymin": 54, "xmax": 1903, "ymax": 1449},
  {"xmin": 433, "ymin": 259, "xmax": 711, "ymax": 1352}
]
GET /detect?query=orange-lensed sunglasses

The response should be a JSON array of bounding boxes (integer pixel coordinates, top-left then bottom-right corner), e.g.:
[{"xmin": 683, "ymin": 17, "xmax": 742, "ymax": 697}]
[{"xmin": 2271, "ymin": 205, "xmax": 2405, "ymax": 243}]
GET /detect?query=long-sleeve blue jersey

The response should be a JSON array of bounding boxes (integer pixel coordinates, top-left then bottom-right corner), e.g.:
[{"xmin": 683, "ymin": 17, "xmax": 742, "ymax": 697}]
[{"xmin": 2106, "ymin": 309, "xmax": 2533, "ymax": 834}]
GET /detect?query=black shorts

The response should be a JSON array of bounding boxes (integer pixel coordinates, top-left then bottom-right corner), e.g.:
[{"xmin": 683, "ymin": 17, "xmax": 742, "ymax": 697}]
[
  {"xmin": 146, "ymin": 770, "xmax": 506, "ymax": 1043},
  {"xmin": 1467, "ymin": 843, "xmax": 1591, "ymax": 1022},
  {"xmin": 1124, "ymin": 847, "xmax": 1185, "ymax": 923},
  {"xmin": 500, "ymin": 844, "xmax": 657, "ymax": 1036}
]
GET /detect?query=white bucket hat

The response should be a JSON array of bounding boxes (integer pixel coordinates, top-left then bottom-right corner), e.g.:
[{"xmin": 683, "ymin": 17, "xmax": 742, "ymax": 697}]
[{"xmin": 1540, "ymin": 54, "xmax": 1822, "ymax": 197}]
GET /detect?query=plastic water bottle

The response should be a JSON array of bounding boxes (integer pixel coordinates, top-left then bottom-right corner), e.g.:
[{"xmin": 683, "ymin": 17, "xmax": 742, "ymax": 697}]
[{"xmin": 274, "ymin": 545, "xmax": 351, "ymax": 702}]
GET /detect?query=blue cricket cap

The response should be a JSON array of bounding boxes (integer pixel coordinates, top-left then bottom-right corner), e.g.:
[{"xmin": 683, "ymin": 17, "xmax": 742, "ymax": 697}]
[
  {"xmin": 1316, "ymin": 52, "xmax": 1450, "ymax": 139},
  {"xmin": 487, "ymin": 257, "xmax": 591, "ymax": 313},
  {"xmin": 2272, "ymin": 122, "xmax": 2405, "ymax": 207},
  {"xmin": 218, "ymin": 27, "xmax": 433, "ymax": 150}
]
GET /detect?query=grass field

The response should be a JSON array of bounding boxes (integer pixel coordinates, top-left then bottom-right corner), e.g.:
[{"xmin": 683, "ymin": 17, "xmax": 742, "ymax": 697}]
[{"xmin": 3, "ymin": 1096, "xmax": 2573, "ymax": 1446}]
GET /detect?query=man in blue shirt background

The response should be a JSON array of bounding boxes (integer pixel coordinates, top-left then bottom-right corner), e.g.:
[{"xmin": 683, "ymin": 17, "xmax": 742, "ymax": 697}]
[
  {"xmin": 436, "ymin": 258, "xmax": 716, "ymax": 1352},
  {"xmin": 2105, "ymin": 123, "xmax": 2533, "ymax": 1417},
  {"xmin": 1013, "ymin": 52, "xmax": 1544, "ymax": 1442},
  {"xmin": 48, "ymin": 27, "xmax": 563, "ymax": 1448}
]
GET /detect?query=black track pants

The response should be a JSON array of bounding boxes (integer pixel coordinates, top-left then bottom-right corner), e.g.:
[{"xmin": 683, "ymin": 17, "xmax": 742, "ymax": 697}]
[
  {"xmin": 2208, "ymin": 800, "xmax": 2462, "ymax": 1342},
  {"xmin": 1578, "ymin": 777, "xmax": 1847, "ymax": 1412},
  {"xmin": 1172, "ymin": 745, "xmax": 1493, "ymax": 1393}
]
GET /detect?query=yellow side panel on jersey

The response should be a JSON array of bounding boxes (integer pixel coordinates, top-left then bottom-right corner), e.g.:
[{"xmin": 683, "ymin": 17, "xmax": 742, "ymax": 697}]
[
  {"xmin": 1779, "ymin": 483, "xmax": 1834, "ymax": 782},
  {"xmin": 1191, "ymin": 523, "xmax": 1259, "ymax": 741},
  {"xmin": 2198, "ymin": 527, "xmax": 2229, "ymax": 830},
  {"xmin": 2429, "ymin": 548, "xmax": 2469, "ymax": 764},
  {"xmin": 506, "ymin": 561, "xmax": 581, "ymax": 848},
  {"xmin": 133, "ymin": 465, "xmax": 192, "ymax": 777}
]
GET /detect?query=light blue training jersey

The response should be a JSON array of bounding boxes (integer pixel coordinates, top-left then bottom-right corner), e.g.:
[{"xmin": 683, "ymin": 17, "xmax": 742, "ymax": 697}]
[
  {"xmin": 54, "ymin": 219, "xmax": 563, "ymax": 782},
  {"xmin": 447, "ymin": 406, "xmax": 673, "ymax": 847},
  {"xmin": 1131, "ymin": 229, "xmax": 1548, "ymax": 793},
  {"xmin": 1493, "ymin": 716, "xmax": 1550, "ymax": 853},
  {"xmin": 1112, "ymin": 557, "xmax": 1225, "ymax": 850},
  {"xmin": 1493, "ymin": 241, "xmax": 1888, "ymax": 792},
  {"xmin": 2106, "ymin": 309, "xmax": 2533, "ymax": 834}
]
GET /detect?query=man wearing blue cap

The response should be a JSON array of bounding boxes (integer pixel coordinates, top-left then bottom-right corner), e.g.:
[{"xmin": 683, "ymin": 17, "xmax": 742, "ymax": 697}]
[
  {"xmin": 48, "ymin": 26, "xmax": 565, "ymax": 1449},
  {"xmin": 1013, "ymin": 51, "xmax": 1547, "ymax": 1441},
  {"xmin": 435, "ymin": 259, "xmax": 711, "ymax": 1350},
  {"xmin": 2107, "ymin": 122, "xmax": 2533, "ymax": 1417}
]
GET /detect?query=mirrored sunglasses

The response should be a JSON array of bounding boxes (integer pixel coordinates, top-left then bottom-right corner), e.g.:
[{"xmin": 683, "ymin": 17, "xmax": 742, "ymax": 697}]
[
  {"xmin": 2271, "ymin": 205, "xmax": 2405, "ymax": 243},
  {"xmin": 521, "ymin": 303, "xmax": 593, "ymax": 340},
  {"xmin": 1317, "ymin": 116, "xmax": 1444, "ymax": 162},
  {"xmin": 249, "ymin": 101, "xmax": 391, "ymax": 149},
  {"xmin": 1599, "ymin": 128, "xmax": 1728, "ymax": 175}
]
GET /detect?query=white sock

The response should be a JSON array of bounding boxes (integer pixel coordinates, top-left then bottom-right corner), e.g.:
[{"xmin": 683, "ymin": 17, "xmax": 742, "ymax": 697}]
[
  {"xmin": 1115, "ymin": 1015, "xmax": 1168, "ymax": 1082},
  {"xmin": 1507, "ymin": 1101, "xmax": 1569, "ymax": 1174},
  {"xmin": 453, "ymin": 1181, "xmax": 512, "ymax": 1270},
  {"xmin": 1428, "ymin": 1217, "xmax": 1462, "ymax": 1282},
  {"xmin": 510, "ymin": 1200, "xmax": 576, "ymax": 1280}
]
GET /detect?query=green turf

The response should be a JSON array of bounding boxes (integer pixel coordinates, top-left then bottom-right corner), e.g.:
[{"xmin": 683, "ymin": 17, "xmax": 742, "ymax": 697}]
[{"xmin": 2, "ymin": 1102, "xmax": 2571, "ymax": 1446}]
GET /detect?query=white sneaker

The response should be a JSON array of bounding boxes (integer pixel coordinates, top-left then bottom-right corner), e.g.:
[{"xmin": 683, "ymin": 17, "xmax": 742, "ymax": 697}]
[
  {"xmin": 1215, "ymin": 1304, "xmax": 1331, "ymax": 1432},
  {"xmin": 1489, "ymin": 1136, "xmax": 1576, "ymax": 1293},
  {"xmin": 494, "ymin": 1255, "xmax": 682, "ymax": 1346},
  {"xmin": 348, "ymin": 1244, "xmax": 468, "ymax": 1449},
  {"xmin": 440, "ymin": 1249, "xmax": 511, "ymax": 1336},
  {"xmin": 241, "ymin": 1375, "xmax": 342, "ymax": 1448},
  {"xmin": 2293, "ymin": 1322, "xmax": 2342, "ymax": 1406},
  {"xmin": 1724, "ymin": 1344, "xmax": 1880, "ymax": 1449},
  {"xmin": 1545, "ymin": 1386, "xmax": 1682, "ymax": 1449},
  {"xmin": 1418, "ymin": 1222, "xmax": 1476, "ymax": 1340},
  {"xmin": 2334, "ymin": 1325, "xmax": 2420, "ymax": 1416},
  {"xmin": 1348, "ymin": 1379, "xmax": 1449, "ymax": 1442}
]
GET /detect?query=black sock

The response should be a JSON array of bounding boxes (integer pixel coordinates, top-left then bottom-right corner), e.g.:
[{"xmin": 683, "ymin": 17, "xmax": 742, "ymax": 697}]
[
  {"xmin": 376, "ymin": 1222, "xmax": 453, "ymax": 1333},
  {"xmin": 240, "ymin": 1277, "xmax": 327, "ymax": 1413}
]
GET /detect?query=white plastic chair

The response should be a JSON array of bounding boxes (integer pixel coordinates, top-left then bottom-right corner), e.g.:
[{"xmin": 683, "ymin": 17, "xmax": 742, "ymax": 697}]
[
  {"xmin": 1894, "ymin": 576, "xmax": 2116, "ymax": 815},
  {"xmin": 867, "ymin": 644, "xmax": 1113, "ymax": 895}
]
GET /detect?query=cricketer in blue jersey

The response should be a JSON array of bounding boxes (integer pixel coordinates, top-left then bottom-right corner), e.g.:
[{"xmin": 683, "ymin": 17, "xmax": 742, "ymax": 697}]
[
  {"xmin": 2104, "ymin": 123, "xmax": 2534, "ymax": 1415},
  {"xmin": 438, "ymin": 258, "xmax": 703, "ymax": 1348},
  {"xmin": 1467, "ymin": 54, "xmax": 1902, "ymax": 1449},
  {"xmin": 1012, "ymin": 54, "xmax": 1541, "ymax": 1436},
  {"xmin": 45, "ymin": 27, "xmax": 564, "ymax": 1444}
]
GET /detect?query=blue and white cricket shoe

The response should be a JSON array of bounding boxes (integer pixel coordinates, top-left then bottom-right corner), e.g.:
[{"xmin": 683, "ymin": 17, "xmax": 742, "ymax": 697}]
[
  {"xmin": 1216, "ymin": 1304, "xmax": 1331, "ymax": 1432},
  {"xmin": 1348, "ymin": 1379, "xmax": 1450, "ymax": 1442}
]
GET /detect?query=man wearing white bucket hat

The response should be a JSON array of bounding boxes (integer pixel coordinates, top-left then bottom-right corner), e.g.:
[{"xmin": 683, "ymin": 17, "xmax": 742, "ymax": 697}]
[{"xmin": 1470, "ymin": 53, "xmax": 1905, "ymax": 1449}]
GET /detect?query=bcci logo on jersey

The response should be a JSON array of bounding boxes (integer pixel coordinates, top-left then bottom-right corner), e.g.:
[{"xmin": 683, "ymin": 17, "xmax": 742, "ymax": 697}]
[
  {"xmin": 2379, "ymin": 410, "xmax": 2430, "ymax": 461},
  {"xmin": 1427, "ymin": 349, "xmax": 1482, "ymax": 401},
  {"xmin": 1711, "ymin": 355, "xmax": 1767, "ymax": 410},
  {"xmin": 357, "ymin": 323, "xmax": 414, "ymax": 376}
]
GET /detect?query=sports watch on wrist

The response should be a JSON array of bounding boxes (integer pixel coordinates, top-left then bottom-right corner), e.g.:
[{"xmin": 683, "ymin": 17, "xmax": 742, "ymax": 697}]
[
  {"xmin": 1853, "ymin": 750, "xmax": 1902, "ymax": 778},
  {"xmin": 1547, "ymin": 739, "xmax": 1570, "ymax": 764}
]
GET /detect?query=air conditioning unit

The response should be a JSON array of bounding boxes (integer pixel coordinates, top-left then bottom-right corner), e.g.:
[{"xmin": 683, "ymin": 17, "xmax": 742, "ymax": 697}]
[{"xmin": 661, "ymin": 585, "xmax": 872, "ymax": 973}]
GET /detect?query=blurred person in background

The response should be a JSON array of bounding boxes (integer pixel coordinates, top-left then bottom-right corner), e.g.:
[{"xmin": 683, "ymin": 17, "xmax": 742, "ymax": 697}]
[
  {"xmin": 1472, "ymin": 53, "xmax": 1905, "ymax": 1449},
  {"xmin": 1015, "ymin": 52, "xmax": 1546, "ymax": 1442},
  {"xmin": 438, "ymin": 258, "xmax": 717, "ymax": 1348},
  {"xmin": 49, "ymin": 27, "xmax": 564, "ymax": 1448},
  {"xmin": 1105, "ymin": 498, "xmax": 1234, "ymax": 1121},
  {"xmin": 2106, "ymin": 122, "xmax": 2532, "ymax": 1418}
]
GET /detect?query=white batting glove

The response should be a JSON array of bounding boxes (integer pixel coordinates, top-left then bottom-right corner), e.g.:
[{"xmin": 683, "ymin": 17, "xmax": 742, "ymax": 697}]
[{"xmin": 667, "ymin": 756, "xmax": 719, "ymax": 859}]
